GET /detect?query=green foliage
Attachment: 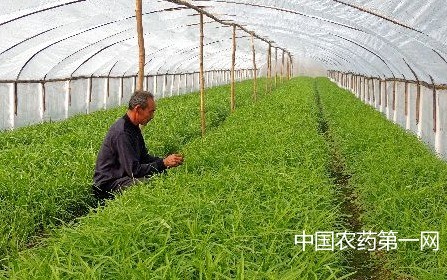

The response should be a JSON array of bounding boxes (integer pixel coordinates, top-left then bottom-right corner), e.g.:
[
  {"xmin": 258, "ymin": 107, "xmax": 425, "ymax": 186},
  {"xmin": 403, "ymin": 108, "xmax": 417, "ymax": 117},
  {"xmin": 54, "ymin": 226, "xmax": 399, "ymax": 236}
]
[
  {"xmin": 3, "ymin": 78, "xmax": 347, "ymax": 279},
  {"xmin": 317, "ymin": 77, "xmax": 447, "ymax": 279},
  {"xmin": 0, "ymin": 80, "xmax": 266, "ymax": 265}
]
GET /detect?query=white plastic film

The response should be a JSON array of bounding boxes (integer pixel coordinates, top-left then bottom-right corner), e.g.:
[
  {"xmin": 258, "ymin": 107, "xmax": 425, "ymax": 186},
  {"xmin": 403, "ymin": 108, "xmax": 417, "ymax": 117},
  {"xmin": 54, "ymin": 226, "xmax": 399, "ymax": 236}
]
[
  {"xmin": 43, "ymin": 81, "xmax": 67, "ymax": 122},
  {"xmin": 68, "ymin": 79, "xmax": 88, "ymax": 117},
  {"xmin": 121, "ymin": 77, "xmax": 134, "ymax": 105},
  {"xmin": 107, "ymin": 78, "xmax": 121, "ymax": 109},
  {"xmin": 0, "ymin": 83, "xmax": 14, "ymax": 131},
  {"xmin": 147, "ymin": 76, "xmax": 154, "ymax": 95},
  {"xmin": 0, "ymin": 0, "xmax": 446, "ymax": 85},
  {"xmin": 406, "ymin": 83, "xmax": 418, "ymax": 134},
  {"xmin": 385, "ymin": 81, "xmax": 395, "ymax": 120},
  {"xmin": 89, "ymin": 78, "xmax": 106, "ymax": 112},
  {"xmin": 15, "ymin": 83, "xmax": 43, "ymax": 128},
  {"xmin": 394, "ymin": 81, "xmax": 406, "ymax": 128},
  {"xmin": 435, "ymin": 89, "xmax": 447, "ymax": 159},
  {"xmin": 418, "ymin": 85, "xmax": 435, "ymax": 149},
  {"xmin": 380, "ymin": 80, "xmax": 386, "ymax": 114},
  {"xmin": 373, "ymin": 79, "xmax": 380, "ymax": 110}
]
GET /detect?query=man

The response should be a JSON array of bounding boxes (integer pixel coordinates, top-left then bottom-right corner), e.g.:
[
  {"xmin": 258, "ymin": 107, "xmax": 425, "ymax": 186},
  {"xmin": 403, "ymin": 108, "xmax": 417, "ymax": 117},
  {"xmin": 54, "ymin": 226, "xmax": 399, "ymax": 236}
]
[{"xmin": 93, "ymin": 91, "xmax": 183, "ymax": 199}]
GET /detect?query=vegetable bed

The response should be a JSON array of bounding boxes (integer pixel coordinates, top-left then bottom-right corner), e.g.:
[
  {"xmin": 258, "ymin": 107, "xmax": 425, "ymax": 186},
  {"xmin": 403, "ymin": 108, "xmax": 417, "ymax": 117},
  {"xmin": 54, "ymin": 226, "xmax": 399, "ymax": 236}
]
[
  {"xmin": 3, "ymin": 78, "xmax": 347, "ymax": 279},
  {"xmin": 317, "ymin": 77, "xmax": 447, "ymax": 279},
  {"xmin": 0, "ymin": 79, "xmax": 268, "ymax": 265}
]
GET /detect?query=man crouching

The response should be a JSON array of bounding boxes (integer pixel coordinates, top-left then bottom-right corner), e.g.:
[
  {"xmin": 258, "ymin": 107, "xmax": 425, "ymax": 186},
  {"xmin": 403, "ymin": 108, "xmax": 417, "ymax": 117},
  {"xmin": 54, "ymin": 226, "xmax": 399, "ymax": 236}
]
[{"xmin": 93, "ymin": 91, "xmax": 183, "ymax": 199}]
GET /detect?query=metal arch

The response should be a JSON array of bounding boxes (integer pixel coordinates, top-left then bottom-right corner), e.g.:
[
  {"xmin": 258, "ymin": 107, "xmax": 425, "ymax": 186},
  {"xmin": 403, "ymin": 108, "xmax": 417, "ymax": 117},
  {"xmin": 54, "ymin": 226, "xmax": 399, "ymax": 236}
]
[
  {"xmin": 0, "ymin": 0, "xmax": 86, "ymax": 27},
  {"xmin": 70, "ymin": 36, "xmax": 137, "ymax": 77},
  {"xmin": 195, "ymin": 0, "xmax": 436, "ymax": 80},
  {"xmin": 157, "ymin": 46, "xmax": 255, "ymax": 73},
  {"xmin": 228, "ymin": 2, "xmax": 408, "ymax": 76},
  {"xmin": 330, "ymin": 0, "xmax": 422, "ymax": 34},
  {"xmin": 272, "ymin": 35, "xmax": 383, "ymax": 77},
  {"xmin": 46, "ymin": 17, "xmax": 220, "ymax": 79},
  {"xmin": 0, "ymin": 25, "xmax": 62, "ymax": 57},
  {"xmin": 250, "ymin": 20, "xmax": 410, "ymax": 78},
  {"xmin": 196, "ymin": 0, "xmax": 365, "ymax": 32},
  {"xmin": 330, "ymin": 0, "xmax": 447, "ymax": 70},
  {"xmin": 331, "ymin": 34, "xmax": 395, "ymax": 77},
  {"xmin": 240, "ymin": 21, "xmax": 386, "ymax": 77},
  {"xmin": 120, "ymin": 46, "xmax": 175, "ymax": 76},
  {"xmin": 165, "ymin": 0, "xmax": 292, "ymax": 56},
  {"xmin": 162, "ymin": 48, "xmax": 234, "ymax": 74},
  {"xmin": 168, "ymin": 47, "xmax": 251, "ymax": 74},
  {"xmin": 44, "ymin": 28, "xmax": 132, "ymax": 80},
  {"xmin": 292, "ymin": 41, "xmax": 374, "ymax": 76},
  {"xmin": 14, "ymin": 6, "xmax": 192, "ymax": 80},
  {"xmin": 122, "ymin": 35, "xmax": 257, "ymax": 76}
]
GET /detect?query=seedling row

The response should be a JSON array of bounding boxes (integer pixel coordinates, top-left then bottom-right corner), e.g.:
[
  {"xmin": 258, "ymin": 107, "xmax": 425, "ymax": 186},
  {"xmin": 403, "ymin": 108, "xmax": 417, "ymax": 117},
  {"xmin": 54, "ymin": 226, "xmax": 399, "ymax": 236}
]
[{"xmin": 4, "ymin": 78, "xmax": 347, "ymax": 279}]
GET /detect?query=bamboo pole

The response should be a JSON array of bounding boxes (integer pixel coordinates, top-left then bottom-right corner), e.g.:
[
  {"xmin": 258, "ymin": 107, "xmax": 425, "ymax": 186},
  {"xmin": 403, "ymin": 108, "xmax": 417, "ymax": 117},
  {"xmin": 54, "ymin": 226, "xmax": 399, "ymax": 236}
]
[
  {"xmin": 265, "ymin": 46, "xmax": 269, "ymax": 93},
  {"xmin": 274, "ymin": 47, "xmax": 278, "ymax": 87},
  {"xmin": 288, "ymin": 57, "xmax": 291, "ymax": 80},
  {"xmin": 251, "ymin": 32, "xmax": 257, "ymax": 101},
  {"xmin": 268, "ymin": 44, "xmax": 272, "ymax": 93},
  {"xmin": 431, "ymin": 76, "xmax": 437, "ymax": 132},
  {"xmin": 231, "ymin": 24, "xmax": 236, "ymax": 112},
  {"xmin": 199, "ymin": 14, "xmax": 206, "ymax": 136},
  {"xmin": 135, "ymin": 0, "xmax": 145, "ymax": 91},
  {"xmin": 416, "ymin": 83, "xmax": 421, "ymax": 124},
  {"xmin": 291, "ymin": 56, "xmax": 294, "ymax": 78},
  {"xmin": 404, "ymin": 81, "xmax": 408, "ymax": 116},
  {"xmin": 270, "ymin": 45, "xmax": 273, "ymax": 92},
  {"xmin": 281, "ymin": 49, "xmax": 284, "ymax": 83}
]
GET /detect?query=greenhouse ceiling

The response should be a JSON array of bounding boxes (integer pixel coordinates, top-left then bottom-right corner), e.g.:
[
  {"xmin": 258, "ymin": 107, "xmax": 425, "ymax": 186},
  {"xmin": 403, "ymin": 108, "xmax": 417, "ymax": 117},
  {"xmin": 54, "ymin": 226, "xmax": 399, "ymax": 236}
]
[{"xmin": 0, "ymin": 0, "xmax": 446, "ymax": 85}]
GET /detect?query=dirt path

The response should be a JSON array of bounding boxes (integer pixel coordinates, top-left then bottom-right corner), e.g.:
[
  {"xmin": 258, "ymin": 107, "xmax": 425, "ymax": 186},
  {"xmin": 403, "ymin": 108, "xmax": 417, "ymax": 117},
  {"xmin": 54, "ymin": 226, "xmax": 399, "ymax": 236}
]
[{"xmin": 313, "ymin": 80, "xmax": 392, "ymax": 280}]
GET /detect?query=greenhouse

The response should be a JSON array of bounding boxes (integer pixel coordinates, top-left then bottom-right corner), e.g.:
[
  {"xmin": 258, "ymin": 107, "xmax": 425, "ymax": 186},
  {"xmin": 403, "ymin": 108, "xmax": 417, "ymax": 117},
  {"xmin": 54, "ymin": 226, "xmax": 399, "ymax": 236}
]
[{"xmin": 1, "ymin": 0, "xmax": 447, "ymax": 279}]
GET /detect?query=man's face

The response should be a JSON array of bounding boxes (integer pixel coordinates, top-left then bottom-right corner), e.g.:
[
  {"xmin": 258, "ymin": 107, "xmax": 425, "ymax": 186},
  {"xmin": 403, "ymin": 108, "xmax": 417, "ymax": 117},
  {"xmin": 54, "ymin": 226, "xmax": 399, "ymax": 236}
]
[{"xmin": 137, "ymin": 98, "xmax": 156, "ymax": 125}]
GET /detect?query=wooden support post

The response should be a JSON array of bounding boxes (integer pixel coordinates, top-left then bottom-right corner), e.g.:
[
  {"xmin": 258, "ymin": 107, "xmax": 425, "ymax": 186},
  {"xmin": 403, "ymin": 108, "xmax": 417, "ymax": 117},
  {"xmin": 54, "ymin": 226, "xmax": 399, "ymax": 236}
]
[
  {"xmin": 41, "ymin": 82, "xmax": 46, "ymax": 114},
  {"xmin": 392, "ymin": 81, "xmax": 396, "ymax": 111},
  {"xmin": 274, "ymin": 47, "xmax": 278, "ymax": 87},
  {"xmin": 431, "ymin": 77, "xmax": 437, "ymax": 132},
  {"xmin": 404, "ymin": 82, "xmax": 408, "ymax": 116},
  {"xmin": 251, "ymin": 32, "xmax": 257, "ymax": 101},
  {"xmin": 291, "ymin": 57, "xmax": 294, "ymax": 78},
  {"xmin": 416, "ymin": 82, "xmax": 421, "ymax": 124},
  {"xmin": 378, "ymin": 79, "xmax": 382, "ymax": 107},
  {"xmin": 287, "ymin": 53, "xmax": 291, "ymax": 80},
  {"xmin": 170, "ymin": 74, "xmax": 174, "ymax": 97},
  {"xmin": 136, "ymin": 0, "xmax": 145, "ymax": 91},
  {"xmin": 231, "ymin": 24, "xmax": 236, "ymax": 112},
  {"xmin": 199, "ymin": 13, "xmax": 206, "ymax": 136},
  {"xmin": 281, "ymin": 49, "xmax": 284, "ymax": 83},
  {"xmin": 268, "ymin": 44, "xmax": 272, "ymax": 93},
  {"xmin": 153, "ymin": 75, "xmax": 157, "ymax": 96}
]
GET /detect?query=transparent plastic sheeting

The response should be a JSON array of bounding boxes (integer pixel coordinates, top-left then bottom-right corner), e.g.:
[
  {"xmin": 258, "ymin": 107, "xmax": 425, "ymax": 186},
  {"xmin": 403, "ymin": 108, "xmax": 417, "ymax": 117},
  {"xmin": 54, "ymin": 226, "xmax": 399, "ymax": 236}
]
[
  {"xmin": 1, "ymin": 0, "xmax": 447, "ymax": 84},
  {"xmin": 331, "ymin": 74, "xmax": 447, "ymax": 159},
  {"xmin": 0, "ymin": 0, "xmax": 267, "ymax": 81},
  {"xmin": 1, "ymin": 1, "xmax": 447, "ymax": 130},
  {"xmin": 0, "ymin": 71, "xmax": 251, "ymax": 130}
]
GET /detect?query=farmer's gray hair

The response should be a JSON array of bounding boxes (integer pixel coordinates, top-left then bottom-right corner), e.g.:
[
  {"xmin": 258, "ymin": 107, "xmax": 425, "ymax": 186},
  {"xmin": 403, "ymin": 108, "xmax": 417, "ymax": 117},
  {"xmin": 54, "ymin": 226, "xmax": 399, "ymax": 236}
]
[{"xmin": 128, "ymin": 91, "xmax": 154, "ymax": 110}]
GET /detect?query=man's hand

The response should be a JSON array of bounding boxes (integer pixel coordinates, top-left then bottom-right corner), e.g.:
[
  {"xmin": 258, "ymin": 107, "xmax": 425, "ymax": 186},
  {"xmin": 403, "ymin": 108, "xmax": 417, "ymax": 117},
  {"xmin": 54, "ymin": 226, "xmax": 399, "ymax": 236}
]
[{"xmin": 163, "ymin": 154, "xmax": 184, "ymax": 168}]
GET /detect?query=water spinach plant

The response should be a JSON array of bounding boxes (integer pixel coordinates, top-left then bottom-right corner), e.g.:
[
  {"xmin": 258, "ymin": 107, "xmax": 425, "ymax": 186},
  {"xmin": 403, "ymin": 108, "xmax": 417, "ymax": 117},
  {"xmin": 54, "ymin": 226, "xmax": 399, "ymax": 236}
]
[
  {"xmin": 317, "ymin": 77, "xmax": 447, "ymax": 279},
  {"xmin": 4, "ymin": 78, "xmax": 349, "ymax": 279},
  {"xmin": 0, "ymin": 79, "xmax": 268, "ymax": 265}
]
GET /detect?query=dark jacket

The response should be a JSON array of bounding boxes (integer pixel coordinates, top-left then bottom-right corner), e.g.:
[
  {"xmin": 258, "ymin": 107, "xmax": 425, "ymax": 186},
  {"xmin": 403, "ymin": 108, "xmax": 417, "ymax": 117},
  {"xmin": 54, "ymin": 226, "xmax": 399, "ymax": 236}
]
[{"xmin": 93, "ymin": 114, "xmax": 166, "ymax": 192}]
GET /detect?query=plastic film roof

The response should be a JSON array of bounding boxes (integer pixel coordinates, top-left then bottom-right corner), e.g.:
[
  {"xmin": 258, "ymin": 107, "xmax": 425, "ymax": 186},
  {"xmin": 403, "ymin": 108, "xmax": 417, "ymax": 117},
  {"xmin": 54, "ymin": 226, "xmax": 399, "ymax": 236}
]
[{"xmin": 1, "ymin": 0, "xmax": 446, "ymax": 85}]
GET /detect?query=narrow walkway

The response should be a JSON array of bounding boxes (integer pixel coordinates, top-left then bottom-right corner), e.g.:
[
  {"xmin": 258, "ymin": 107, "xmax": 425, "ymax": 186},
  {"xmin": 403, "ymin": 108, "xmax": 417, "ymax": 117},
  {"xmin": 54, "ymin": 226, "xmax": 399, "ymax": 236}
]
[{"xmin": 313, "ymin": 80, "xmax": 390, "ymax": 280}]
